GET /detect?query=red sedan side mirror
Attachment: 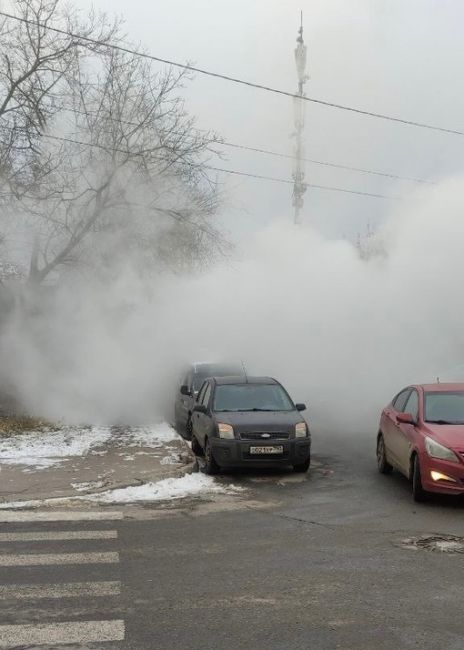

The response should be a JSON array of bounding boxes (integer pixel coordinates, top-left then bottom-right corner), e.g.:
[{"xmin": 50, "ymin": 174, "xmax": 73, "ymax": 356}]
[{"xmin": 397, "ymin": 412, "xmax": 415, "ymax": 425}]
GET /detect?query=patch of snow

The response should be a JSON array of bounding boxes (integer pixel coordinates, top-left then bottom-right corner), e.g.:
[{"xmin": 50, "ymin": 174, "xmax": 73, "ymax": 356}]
[
  {"xmin": 88, "ymin": 473, "xmax": 244, "ymax": 503},
  {"xmin": 0, "ymin": 498, "xmax": 51, "ymax": 509},
  {"xmin": 0, "ymin": 422, "xmax": 179, "ymax": 470},
  {"xmin": 0, "ymin": 473, "xmax": 244, "ymax": 508},
  {"xmin": 71, "ymin": 480, "xmax": 106, "ymax": 492},
  {"xmin": 434, "ymin": 540, "xmax": 464, "ymax": 552},
  {"xmin": 120, "ymin": 423, "xmax": 180, "ymax": 448},
  {"xmin": 0, "ymin": 426, "xmax": 112, "ymax": 468},
  {"xmin": 160, "ymin": 453, "xmax": 181, "ymax": 465}
]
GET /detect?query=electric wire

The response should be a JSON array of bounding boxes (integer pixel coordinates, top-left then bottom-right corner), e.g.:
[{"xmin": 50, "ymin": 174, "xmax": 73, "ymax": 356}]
[
  {"xmin": 39, "ymin": 132, "xmax": 402, "ymax": 200},
  {"xmin": 57, "ymin": 106, "xmax": 434, "ymax": 185},
  {"xmin": 220, "ymin": 141, "xmax": 434, "ymax": 185},
  {"xmin": 1, "ymin": 9, "xmax": 463, "ymax": 137}
]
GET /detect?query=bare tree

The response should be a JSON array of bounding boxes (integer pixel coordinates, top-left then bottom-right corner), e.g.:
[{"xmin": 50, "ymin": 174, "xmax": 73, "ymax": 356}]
[
  {"xmin": 22, "ymin": 46, "xmax": 227, "ymax": 283},
  {"xmin": 0, "ymin": 0, "xmax": 119, "ymax": 197}
]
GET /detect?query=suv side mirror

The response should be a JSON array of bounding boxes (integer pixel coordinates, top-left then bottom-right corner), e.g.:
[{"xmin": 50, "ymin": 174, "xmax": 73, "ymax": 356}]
[
  {"xmin": 193, "ymin": 404, "xmax": 207, "ymax": 414},
  {"xmin": 295, "ymin": 403, "xmax": 307, "ymax": 412},
  {"xmin": 397, "ymin": 412, "xmax": 415, "ymax": 425},
  {"xmin": 180, "ymin": 385, "xmax": 191, "ymax": 396}
]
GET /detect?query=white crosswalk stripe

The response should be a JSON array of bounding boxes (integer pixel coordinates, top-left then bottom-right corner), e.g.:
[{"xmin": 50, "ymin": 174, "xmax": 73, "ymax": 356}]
[
  {"xmin": 0, "ymin": 530, "xmax": 118, "ymax": 541},
  {"xmin": 0, "ymin": 620, "xmax": 125, "ymax": 647},
  {"xmin": 0, "ymin": 510, "xmax": 125, "ymax": 647},
  {"xmin": 0, "ymin": 510, "xmax": 123, "ymax": 522},
  {"xmin": 0, "ymin": 581, "xmax": 121, "ymax": 599},
  {"xmin": 0, "ymin": 551, "xmax": 119, "ymax": 566}
]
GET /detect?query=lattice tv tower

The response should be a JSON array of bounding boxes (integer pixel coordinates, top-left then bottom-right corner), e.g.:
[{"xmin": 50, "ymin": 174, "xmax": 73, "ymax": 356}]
[{"xmin": 292, "ymin": 12, "xmax": 309, "ymax": 225}]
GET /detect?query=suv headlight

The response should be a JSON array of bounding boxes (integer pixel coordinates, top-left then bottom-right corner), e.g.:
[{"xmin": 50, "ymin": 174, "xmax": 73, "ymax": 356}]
[
  {"xmin": 425, "ymin": 437, "xmax": 458, "ymax": 462},
  {"xmin": 218, "ymin": 423, "xmax": 234, "ymax": 439},
  {"xmin": 295, "ymin": 422, "xmax": 307, "ymax": 438}
]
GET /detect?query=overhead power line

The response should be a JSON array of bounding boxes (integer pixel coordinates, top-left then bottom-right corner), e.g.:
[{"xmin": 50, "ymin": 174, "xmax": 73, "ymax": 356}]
[
  {"xmin": 220, "ymin": 141, "xmax": 434, "ymax": 185},
  {"xmin": 205, "ymin": 165, "xmax": 401, "ymax": 200},
  {"xmin": 1, "ymin": 9, "xmax": 464, "ymax": 137},
  {"xmin": 38, "ymin": 132, "xmax": 401, "ymax": 201},
  {"xmin": 59, "ymin": 106, "xmax": 433, "ymax": 185}
]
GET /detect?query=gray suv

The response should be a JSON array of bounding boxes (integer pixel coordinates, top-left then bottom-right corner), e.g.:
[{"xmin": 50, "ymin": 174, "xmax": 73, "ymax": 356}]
[
  {"xmin": 191, "ymin": 376, "xmax": 311, "ymax": 474},
  {"xmin": 174, "ymin": 362, "xmax": 244, "ymax": 439}
]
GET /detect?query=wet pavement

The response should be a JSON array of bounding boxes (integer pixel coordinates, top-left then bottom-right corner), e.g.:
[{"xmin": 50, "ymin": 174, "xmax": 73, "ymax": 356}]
[{"xmin": 1, "ymin": 427, "xmax": 464, "ymax": 649}]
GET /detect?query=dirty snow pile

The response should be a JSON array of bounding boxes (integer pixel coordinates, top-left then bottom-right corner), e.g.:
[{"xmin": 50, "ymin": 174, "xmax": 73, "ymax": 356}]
[
  {"xmin": 91, "ymin": 473, "xmax": 243, "ymax": 503},
  {"xmin": 0, "ymin": 473, "xmax": 244, "ymax": 508},
  {"xmin": 160, "ymin": 453, "xmax": 182, "ymax": 465},
  {"xmin": 0, "ymin": 426, "xmax": 112, "ymax": 468},
  {"xmin": 70, "ymin": 479, "xmax": 107, "ymax": 492}
]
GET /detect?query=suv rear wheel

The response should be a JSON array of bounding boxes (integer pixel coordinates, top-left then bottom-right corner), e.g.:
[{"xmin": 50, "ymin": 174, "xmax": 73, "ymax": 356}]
[{"xmin": 185, "ymin": 416, "xmax": 193, "ymax": 441}]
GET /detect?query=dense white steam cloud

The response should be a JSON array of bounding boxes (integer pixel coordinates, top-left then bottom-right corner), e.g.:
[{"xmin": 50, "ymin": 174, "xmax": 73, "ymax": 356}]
[{"xmin": 1, "ymin": 178, "xmax": 463, "ymax": 433}]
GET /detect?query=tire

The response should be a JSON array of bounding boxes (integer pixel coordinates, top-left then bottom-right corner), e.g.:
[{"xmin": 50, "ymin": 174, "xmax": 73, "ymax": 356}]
[
  {"xmin": 412, "ymin": 454, "xmax": 429, "ymax": 502},
  {"xmin": 377, "ymin": 434, "xmax": 393, "ymax": 474},
  {"xmin": 204, "ymin": 439, "xmax": 220, "ymax": 475},
  {"xmin": 184, "ymin": 416, "xmax": 193, "ymax": 441},
  {"xmin": 191, "ymin": 433, "xmax": 203, "ymax": 456},
  {"xmin": 293, "ymin": 457, "xmax": 310, "ymax": 473}
]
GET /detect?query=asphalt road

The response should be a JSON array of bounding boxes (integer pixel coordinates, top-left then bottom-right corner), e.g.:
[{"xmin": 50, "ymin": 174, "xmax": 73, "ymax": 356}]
[{"xmin": 2, "ymin": 428, "xmax": 464, "ymax": 649}]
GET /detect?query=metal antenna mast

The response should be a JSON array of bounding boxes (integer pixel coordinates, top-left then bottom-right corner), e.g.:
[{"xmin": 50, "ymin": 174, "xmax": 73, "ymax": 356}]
[{"xmin": 292, "ymin": 11, "xmax": 309, "ymax": 225}]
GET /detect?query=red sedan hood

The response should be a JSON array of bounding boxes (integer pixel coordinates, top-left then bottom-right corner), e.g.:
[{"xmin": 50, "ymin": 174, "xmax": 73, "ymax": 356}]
[{"xmin": 422, "ymin": 423, "xmax": 464, "ymax": 450}]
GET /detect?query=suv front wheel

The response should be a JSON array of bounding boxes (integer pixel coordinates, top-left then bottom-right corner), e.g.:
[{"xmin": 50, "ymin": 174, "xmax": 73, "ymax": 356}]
[
  {"xmin": 293, "ymin": 458, "xmax": 310, "ymax": 473},
  {"xmin": 191, "ymin": 434, "xmax": 203, "ymax": 456},
  {"xmin": 204, "ymin": 439, "xmax": 220, "ymax": 475}
]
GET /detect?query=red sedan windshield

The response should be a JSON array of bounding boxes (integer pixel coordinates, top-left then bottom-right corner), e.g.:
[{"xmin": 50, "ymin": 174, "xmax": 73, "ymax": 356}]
[{"xmin": 424, "ymin": 391, "xmax": 464, "ymax": 424}]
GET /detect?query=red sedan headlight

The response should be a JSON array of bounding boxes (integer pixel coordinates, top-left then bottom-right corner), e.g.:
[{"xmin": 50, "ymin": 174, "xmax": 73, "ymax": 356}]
[{"xmin": 425, "ymin": 437, "xmax": 459, "ymax": 462}]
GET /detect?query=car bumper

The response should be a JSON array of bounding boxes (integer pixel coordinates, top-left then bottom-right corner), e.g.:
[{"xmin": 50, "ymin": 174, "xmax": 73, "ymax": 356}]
[
  {"xmin": 420, "ymin": 454, "xmax": 464, "ymax": 495},
  {"xmin": 210, "ymin": 438, "xmax": 311, "ymax": 468}
]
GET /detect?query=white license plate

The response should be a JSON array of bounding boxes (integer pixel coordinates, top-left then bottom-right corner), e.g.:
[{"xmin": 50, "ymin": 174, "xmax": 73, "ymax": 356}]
[{"xmin": 249, "ymin": 445, "xmax": 284, "ymax": 455}]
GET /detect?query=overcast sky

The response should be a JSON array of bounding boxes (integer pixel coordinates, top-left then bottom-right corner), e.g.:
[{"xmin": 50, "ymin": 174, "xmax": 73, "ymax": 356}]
[{"xmin": 84, "ymin": 0, "xmax": 464, "ymax": 240}]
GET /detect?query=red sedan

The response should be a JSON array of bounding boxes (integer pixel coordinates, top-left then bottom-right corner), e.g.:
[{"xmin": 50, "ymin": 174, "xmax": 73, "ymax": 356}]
[{"xmin": 377, "ymin": 383, "xmax": 464, "ymax": 501}]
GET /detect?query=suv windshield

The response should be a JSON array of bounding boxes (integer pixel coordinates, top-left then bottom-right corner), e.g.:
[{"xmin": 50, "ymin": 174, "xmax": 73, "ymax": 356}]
[
  {"xmin": 214, "ymin": 384, "xmax": 294, "ymax": 412},
  {"xmin": 424, "ymin": 391, "xmax": 464, "ymax": 424}
]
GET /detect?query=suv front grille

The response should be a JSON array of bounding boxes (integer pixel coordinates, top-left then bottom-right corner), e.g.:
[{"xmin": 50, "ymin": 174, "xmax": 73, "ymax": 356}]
[{"xmin": 239, "ymin": 431, "xmax": 290, "ymax": 441}]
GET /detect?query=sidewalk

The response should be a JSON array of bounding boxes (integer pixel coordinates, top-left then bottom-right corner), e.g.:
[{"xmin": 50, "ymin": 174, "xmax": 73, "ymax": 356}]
[{"xmin": 0, "ymin": 421, "xmax": 196, "ymax": 505}]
